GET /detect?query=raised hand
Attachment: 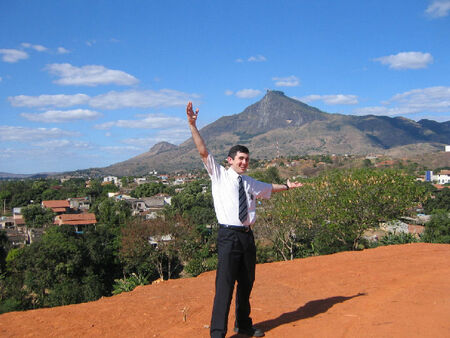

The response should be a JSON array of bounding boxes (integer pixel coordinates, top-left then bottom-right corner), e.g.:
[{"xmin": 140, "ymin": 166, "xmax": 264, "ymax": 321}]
[{"xmin": 186, "ymin": 101, "xmax": 199, "ymax": 126}]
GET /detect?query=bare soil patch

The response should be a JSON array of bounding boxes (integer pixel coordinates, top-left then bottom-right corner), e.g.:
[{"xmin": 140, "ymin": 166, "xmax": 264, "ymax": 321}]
[{"xmin": 1, "ymin": 243, "xmax": 449, "ymax": 337}]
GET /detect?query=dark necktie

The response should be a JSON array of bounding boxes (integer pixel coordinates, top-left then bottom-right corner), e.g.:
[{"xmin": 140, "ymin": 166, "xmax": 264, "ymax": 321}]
[{"xmin": 238, "ymin": 176, "xmax": 248, "ymax": 223}]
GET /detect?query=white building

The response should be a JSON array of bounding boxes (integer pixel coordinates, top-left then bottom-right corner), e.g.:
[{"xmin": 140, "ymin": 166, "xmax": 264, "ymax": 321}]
[
  {"xmin": 103, "ymin": 176, "xmax": 120, "ymax": 185},
  {"xmin": 425, "ymin": 170, "xmax": 450, "ymax": 184},
  {"xmin": 445, "ymin": 145, "xmax": 450, "ymax": 152}
]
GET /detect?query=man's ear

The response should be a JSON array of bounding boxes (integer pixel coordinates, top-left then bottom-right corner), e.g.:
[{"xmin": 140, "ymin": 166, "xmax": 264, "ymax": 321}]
[{"xmin": 227, "ymin": 156, "xmax": 233, "ymax": 165}]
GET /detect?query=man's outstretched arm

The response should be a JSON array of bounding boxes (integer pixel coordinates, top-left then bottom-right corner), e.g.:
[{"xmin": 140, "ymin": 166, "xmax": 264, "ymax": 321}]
[
  {"xmin": 272, "ymin": 179, "xmax": 303, "ymax": 193},
  {"xmin": 186, "ymin": 101, "xmax": 208, "ymax": 164}
]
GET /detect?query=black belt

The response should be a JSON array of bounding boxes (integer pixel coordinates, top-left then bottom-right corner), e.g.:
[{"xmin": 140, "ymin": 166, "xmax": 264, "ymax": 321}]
[{"xmin": 219, "ymin": 224, "xmax": 251, "ymax": 232}]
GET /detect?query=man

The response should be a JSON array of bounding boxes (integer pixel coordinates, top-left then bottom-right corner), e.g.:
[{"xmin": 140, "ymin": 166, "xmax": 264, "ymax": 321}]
[{"xmin": 186, "ymin": 102, "xmax": 302, "ymax": 338}]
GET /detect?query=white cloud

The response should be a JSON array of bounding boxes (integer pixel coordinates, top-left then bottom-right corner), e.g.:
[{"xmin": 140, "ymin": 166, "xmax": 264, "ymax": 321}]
[
  {"xmin": 20, "ymin": 109, "xmax": 102, "ymax": 123},
  {"xmin": 248, "ymin": 55, "xmax": 267, "ymax": 62},
  {"xmin": 90, "ymin": 89, "xmax": 197, "ymax": 109},
  {"xmin": 272, "ymin": 75, "xmax": 300, "ymax": 87},
  {"xmin": 299, "ymin": 94, "xmax": 358, "ymax": 105},
  {"xmin": 0, "ymin": 49, "xmax": 29, "ymax": 63},
  {"xmin": 45, "ymin": 63, "xmax": 139, "ymax": 86},
  {"xmin": 384, "ymin": 86, "xmax": 450, "ymax": 112},
  {"xmin": 353, "ymin": 106, "xmax": 402, "ymax": 116},
  {"xmin": 225, "ymin": 90, "xmax": 234, "ymax": 96},
  {"xmin": 153, "ymin": 128, "xmax": 191, "ymax": 143},
  {"xmin": 100, "ymin": 145, "xmax": 142, "ymax": 153},
  {"xmin": 235, "ymin": 89, "xmax": 262, "ymax": 99},
  {"xmin": 236, "ymin": 55, "xmax": 267, "ymax": 63},
  {"xmin": 9, "ymin": 94, "xmax": 90, "ymax": 108},
  {"xmin": 32, "ymin": 139, "xmax": 90, "ymax": 149},
  {"xmin": 374, "ymin": 51, "xmax": 433, "ymax": 69},
  {"xmin": 57, "ymin": 47, "xmax": 70, "ymax": 54},
  {"xmin": 354, "ymin": 86, "xmax": 450, "ymax": 118},
  {"xmin": 426, "ymin": 0, "xmax": 450, "ymax": 17},
  {"xmin": 0, "ymin": 126, "xmax": 80, "ymax": 142},
  {"xmin": 21, "ymin": 42, "xmax": 47, "ymax": 52},
  {"xmin": 95, "ymin": 114, "xmax": 185, "ymax": 130},
  {"xmin": 8, "ymin": 89, "xmax": 198, "ymax": 110},
  {"xmin": 123, "ymin": 128, "xmax": 189, "ymax": 147},
  {"xmin": 0, "ymin": 148, "xmax": 14, "ymax": 159},
  {"xmin": 121, "ymin": 137, "xmax": 157, "ymax": 147}
]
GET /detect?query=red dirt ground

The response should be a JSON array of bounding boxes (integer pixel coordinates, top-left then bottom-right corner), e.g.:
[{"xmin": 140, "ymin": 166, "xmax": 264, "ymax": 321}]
[{"xmin": 1, "ymin": 243, "xmax": 449, "ymax": 337}]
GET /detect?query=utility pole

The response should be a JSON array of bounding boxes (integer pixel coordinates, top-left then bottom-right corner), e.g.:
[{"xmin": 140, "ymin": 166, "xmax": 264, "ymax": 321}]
[{"xmin": 276, "ymin": 140, "xmax": 280, "ymax": 159}]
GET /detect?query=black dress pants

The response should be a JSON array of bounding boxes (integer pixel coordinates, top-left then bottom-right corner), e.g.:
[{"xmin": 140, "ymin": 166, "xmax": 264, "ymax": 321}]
[{"xmin": 210, "ymin": 227, "xmax": 256, "ymax": 338}]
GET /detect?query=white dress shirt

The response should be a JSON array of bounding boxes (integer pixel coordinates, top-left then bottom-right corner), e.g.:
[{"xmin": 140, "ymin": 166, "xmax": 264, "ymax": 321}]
[{"xmin": 204, "ymin": 153, "xmax": 272, "ymax": 226}]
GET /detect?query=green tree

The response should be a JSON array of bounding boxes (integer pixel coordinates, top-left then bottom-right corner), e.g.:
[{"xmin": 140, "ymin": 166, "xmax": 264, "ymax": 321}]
[
  {"xmin": 2, "ymin": 225, "xmax": 122, "ymax": 311},
  {"xmin": 249, "ymin": 166, "xmax": 283, "ymax": 184},
  {"xmin": 0, "ymin": 230, "xmax": 10, "ymax": 274},
  {"xmin": 362, "ymin": 159, "xmax": 372, "ymax": 167},
  {"xmin": 423, "ymin": 188, "xmax": 450, "ymax": 214},
  {"xmin": 91, "ymin": 198, "xmax": 131, "ymax": 226},
  {"xmin": 178, "ymin": 224, "xmax": 217, "ymax": 277},
  {"xmin": 119, "ymin": 219, "xmax": 158, "ymax": 279},
  {"xmin": 0, "ymin": 189, "xmax": 12, "ymax": 215},
  {"xmin": 131, "ymin": 182, "xmax": 166, "ymax": 198},
  {"xmin": 21, "ymin": 204, "xmax": 55, "ymax": 228},
  {"xmin": 422, "ymin": 210, "xmax": 450, "ymax": 243},
  {"xmin": 258, "ymin": 168, "xmax": 427, "ymax": 259},
  {"xmin": 166, "ymin": 180, "xmax": 215, "ymax": 226}
]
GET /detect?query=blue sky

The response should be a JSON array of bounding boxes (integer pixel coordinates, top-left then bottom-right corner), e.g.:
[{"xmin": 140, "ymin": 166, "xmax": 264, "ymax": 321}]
[{"xmin": 0, "ymin": 0, "xmax": 449, "ymax": 174}]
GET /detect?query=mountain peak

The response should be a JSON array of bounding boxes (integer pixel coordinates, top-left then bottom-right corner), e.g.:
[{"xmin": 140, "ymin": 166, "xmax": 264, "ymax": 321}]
[
  {"xmin": 147, "ymin": 142, "xmax": 177, "ymax": 156},
  {"xmin": 265, "ymin": 89, "xmax": 286, "ymax": 97}
]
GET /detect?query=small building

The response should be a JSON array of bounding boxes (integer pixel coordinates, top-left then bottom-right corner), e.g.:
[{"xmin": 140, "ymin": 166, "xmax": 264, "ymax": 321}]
[
  {"xmin": 68, "ymin": 197, "xmax": 91, "ymax": 211},
  {"xmin": 135, "ymin": 177, "xmax": 148, "ymax": 185},
  {"xmin": 0, "ymin": 216, "xmax": 15, "ymax": 229},
  {"xmin": 148, "ymin": 234, "xmax": 173, "ymax": 248},
  {"xmin": 14, "ymin": 214, "xmax": 25, "ymax": 228},
  {"xmin": 5, "ymin": 228, "xmax": 27, "ymax": 247},
  {"xmin": 127, "ymin": 195, "xmax": 171, "ymax": 216},
  {"xmin": 42, "ymin": 200, "xmax": 70, "ymax": 213},
  {"xmin": 103, "ymin": 176, "xmax": 120, "ymax": 186},
  {"xmin": 425, "ymin": 171, "xmax": 450, "ymax": 184},
  {"xmin": 54, "ymin": 213, "xmax": 97, "ymax": 233}
]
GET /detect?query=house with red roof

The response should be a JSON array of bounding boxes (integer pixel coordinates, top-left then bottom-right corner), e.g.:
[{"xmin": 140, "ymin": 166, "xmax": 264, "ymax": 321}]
[
  {"xmin": 42, "ymin": 200, "xmax": 70, "ymax": 214},
  {"xmin": 54, "ymin": 213, "xmax": 97, "ymax": 233}
]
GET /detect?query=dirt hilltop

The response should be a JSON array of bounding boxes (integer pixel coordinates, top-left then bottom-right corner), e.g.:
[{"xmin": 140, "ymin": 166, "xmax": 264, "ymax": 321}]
[{"xmin": 1, "ymin": 243, "xmax": 449, "ymax": 337}]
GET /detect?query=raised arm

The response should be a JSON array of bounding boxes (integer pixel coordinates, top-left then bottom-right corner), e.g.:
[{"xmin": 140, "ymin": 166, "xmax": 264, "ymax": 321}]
[
  {"xmin": 272, "ymin": 179, "xmax": 303, "ymax": 193},
  {"xmin": 186, "ymin": 101, "xmax": 208, "ymax": 163}
]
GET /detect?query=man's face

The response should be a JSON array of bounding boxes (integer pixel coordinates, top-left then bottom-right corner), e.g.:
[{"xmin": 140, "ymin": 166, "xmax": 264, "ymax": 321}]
[{"xmin": 227, "ymin": 151, "xmax": 249, "ymax": 175}]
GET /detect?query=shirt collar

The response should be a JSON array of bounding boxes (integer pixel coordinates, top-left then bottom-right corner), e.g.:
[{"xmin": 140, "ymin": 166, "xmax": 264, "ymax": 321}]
[{"xmin": 227, "ymin": 166, "xmax": 240, "ymax": 179}]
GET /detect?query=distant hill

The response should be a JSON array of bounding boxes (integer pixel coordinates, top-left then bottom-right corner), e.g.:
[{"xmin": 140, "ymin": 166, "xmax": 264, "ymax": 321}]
[
  {"xmin": 100, "ymin": 90, "xmax": 449, "ymax": 176},
  {"xmin": 0, "ymin": 172, "xmax": 60, "ymax": 180}
]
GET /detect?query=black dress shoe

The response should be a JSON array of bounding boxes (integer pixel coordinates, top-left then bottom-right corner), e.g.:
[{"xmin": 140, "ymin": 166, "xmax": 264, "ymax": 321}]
[{"xmin": 233, "ymin": 326, "xmax": 265, "ymax": 337}]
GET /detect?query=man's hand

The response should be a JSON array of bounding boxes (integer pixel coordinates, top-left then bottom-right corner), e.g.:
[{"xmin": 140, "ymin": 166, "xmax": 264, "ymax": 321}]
[
  {"xmin": 186, "ymin": 101, "xmax": 199, "ymax": 126},
  {"xmin": 272, "ymin": 179, "xmax": 303, "ymax": 193},
  {"xmin": 287, "ymin": 179, "xmax": 303, "ymax": 189},
  {"xmin": 186, "ymin": 101, "xmax": 208, "ymax": 162}
]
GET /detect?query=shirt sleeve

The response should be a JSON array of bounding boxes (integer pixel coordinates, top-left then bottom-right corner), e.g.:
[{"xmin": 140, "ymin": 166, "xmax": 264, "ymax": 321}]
[
  {"xmin": 245, "ymin": 175, "xmax": 272, "ymax": 200},
  {"xmin": 203, "ymin": 153, "xmax": 222, "ymax": 181}
]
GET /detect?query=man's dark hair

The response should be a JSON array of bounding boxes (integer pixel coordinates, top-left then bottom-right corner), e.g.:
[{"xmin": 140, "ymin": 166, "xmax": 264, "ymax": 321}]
[{"xmin": 227, "ymin": 145, "xmax": 249, "ymax": 159}]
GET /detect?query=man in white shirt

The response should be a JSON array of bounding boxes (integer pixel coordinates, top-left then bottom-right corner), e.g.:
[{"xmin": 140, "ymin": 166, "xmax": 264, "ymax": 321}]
[{"xmin": 187, "ymin": 102, "xmax": 302, "ymax": 338}]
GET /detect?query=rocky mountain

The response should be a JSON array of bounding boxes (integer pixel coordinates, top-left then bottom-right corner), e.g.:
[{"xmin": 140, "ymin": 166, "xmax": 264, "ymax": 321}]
[{"xmin": 102, "ymin": 90, "xmax": 450, "ymax": 176}]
